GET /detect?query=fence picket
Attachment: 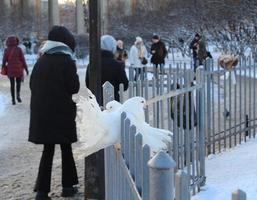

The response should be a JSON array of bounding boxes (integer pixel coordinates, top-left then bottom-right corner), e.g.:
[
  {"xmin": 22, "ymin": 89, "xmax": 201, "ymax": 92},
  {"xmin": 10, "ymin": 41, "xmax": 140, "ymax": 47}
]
[
  {"xmin": 135, "ymin": 133, "xmax": 143, "ymax": 194},
  {"xmin": 142, "ymin": 145, "xmax": 150, "ymax": 200},
  {"xmin": 129, "ymin": 125, "xmax": 137, "ymax": 179}
]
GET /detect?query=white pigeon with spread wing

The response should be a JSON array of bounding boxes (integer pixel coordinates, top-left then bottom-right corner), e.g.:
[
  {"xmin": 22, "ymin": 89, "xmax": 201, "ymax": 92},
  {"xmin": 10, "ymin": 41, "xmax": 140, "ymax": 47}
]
[{"xmin": 76, "ymin": 88, "xmax": 172, "ymax": 157}]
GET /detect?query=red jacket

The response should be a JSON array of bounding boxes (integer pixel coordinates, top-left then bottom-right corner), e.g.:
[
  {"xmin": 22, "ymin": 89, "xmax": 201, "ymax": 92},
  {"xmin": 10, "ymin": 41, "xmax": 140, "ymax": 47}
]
[{"xmin": 2, "ymin": 36, "xmax": 28, "ymax": 77}]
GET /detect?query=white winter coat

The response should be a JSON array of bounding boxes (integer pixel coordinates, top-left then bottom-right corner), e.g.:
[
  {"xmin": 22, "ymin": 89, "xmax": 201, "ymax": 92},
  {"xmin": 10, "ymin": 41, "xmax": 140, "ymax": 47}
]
[{"xmin": 129, "ymin": 44, "xmax": 148, "ymax": 68}]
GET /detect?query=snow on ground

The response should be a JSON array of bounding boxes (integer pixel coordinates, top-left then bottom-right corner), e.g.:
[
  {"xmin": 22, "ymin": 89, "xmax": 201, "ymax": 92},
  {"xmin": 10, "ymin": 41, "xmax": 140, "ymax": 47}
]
[
  {"xmin": 192, "ymin": 138, "xmax": 257, "ymax": 200},
  {"xmin": 0, "ymin": 92, "xmax": 7, "ymax": 118}
]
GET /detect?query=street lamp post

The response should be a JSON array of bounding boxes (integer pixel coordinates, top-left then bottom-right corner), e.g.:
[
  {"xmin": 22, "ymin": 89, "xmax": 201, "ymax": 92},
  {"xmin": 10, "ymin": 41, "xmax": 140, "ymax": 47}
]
[
  {"xmin": 88, "ymin": 0, "xmax": 102, "ymax": 101},
  {"xmin": 84, "ymin": 0, "xmax": 104, "ymax": 199}
]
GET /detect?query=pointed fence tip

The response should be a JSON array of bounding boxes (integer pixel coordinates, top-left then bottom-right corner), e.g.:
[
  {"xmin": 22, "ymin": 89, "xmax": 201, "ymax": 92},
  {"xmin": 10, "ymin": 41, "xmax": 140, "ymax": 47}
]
[{"xmin": 148, "ymin": 150, "xmax": 176, "ymax": 170}]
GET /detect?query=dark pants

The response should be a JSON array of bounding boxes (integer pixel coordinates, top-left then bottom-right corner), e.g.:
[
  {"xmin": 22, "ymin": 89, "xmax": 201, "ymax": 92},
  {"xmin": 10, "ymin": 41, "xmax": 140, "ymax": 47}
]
[
  {"xmin": 154, "ymin": 63, "xmax": 164, "ymax": 77},
  {"xmin": 9, "ymin": 77, "xmax": 21, "ymax": 101},
  {"xmin": 35, "ymin": 144, "xmax": 78, "ymax": 193},
  {"xmin": 193, "ymin": 57, "xmax": 198, "ymax": 72},
  {"xmin": 134, "ymin": 68, "xmax": 145, "ymax": 81}
]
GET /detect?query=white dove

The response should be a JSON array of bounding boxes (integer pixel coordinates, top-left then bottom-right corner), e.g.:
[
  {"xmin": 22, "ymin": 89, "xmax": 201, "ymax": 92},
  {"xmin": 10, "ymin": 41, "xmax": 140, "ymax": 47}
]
[{"xmin": 76, "ymin": 88, "xmax": 172, "ymax": 157}]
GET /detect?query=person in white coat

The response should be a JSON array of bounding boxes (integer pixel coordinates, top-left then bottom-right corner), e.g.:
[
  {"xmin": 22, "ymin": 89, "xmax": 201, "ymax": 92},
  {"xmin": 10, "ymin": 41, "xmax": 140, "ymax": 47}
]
[{"xmin": 129, "ymin": 36, "xmax": 148, "ymax": 81}]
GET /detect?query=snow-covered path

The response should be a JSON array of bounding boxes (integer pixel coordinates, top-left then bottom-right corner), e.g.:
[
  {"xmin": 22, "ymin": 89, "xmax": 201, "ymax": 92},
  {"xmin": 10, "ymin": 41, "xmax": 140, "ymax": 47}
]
[
  {"xmin": 0, "ymin": 91, "xmax": 7, "ymax": 118},
  {"xmin": 192, "ymin": 138, "xmax": 257, "ymax": 200}
]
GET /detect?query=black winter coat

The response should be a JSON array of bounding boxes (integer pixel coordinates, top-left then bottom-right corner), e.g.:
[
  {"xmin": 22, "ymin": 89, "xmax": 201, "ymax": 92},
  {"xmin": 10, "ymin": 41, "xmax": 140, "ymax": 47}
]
[
  {"xmin": 170, "ymin": 83, "xmax": 197, "ymax": 130},
  {"xmin": 86, "ymin": 50, "xmax": 129, "ymax": 103},
  {"xmin": 150, "ymin": 41, "xmax": 167, "ymax": 65},
  {"xmin": 189, "ymin": 38, "xmax": 199, "ymax": 58},
  {"xmin": 29, "ymin": 54, "xmax": 80, "ymax": 144}
]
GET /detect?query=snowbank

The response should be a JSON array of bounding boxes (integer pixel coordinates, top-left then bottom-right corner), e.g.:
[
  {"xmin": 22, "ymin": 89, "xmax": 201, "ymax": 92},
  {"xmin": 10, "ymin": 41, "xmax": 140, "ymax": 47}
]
[{"xmin": 192, "ymin": 138, "xmax": 257, "ymax": 200}]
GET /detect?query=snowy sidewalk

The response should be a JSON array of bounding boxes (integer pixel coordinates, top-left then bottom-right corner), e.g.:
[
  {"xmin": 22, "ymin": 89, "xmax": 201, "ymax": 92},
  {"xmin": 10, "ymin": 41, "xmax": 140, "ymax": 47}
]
[
  {"xmin": 0, "ymin": 91, "xmax": 7, "ymax": 118},
  {"xmin": 192, "ymin": 138, "xmax": 257, "ymax": 200}
]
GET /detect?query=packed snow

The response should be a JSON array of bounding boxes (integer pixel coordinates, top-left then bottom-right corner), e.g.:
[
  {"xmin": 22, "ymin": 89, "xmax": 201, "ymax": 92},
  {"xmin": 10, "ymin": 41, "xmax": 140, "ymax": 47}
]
[
  {"xmin": 192, "ymin": 138, "xmax": 257, "ymax": 200},
  {"xmin": 76, "ymin": 91, "xmax": 172, "ymax": 157},
  {"xmin": 0, "ymin": 92, "xmax": 7, "ymax": 118}
]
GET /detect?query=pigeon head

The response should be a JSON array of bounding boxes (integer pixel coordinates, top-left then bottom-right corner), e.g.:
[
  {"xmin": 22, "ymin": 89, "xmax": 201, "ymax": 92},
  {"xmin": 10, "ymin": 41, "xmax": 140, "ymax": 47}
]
[
  {"xmin": 105, "ymin": 101, "xmax": 122, "ymax": 112},
  {"xmin": 122, "ymin": 97, "xmax": 146, "ymax": 122}
]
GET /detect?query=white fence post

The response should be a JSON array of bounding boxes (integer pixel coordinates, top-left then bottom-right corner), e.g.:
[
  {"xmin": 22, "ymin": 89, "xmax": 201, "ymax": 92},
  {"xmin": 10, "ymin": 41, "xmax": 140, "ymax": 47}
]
[
  {"xmin": 148, "ymin": 151, "xmax": 176, "ymax": 200},
  {"xmin": 175, "ymin": 170, "xmax": 190, "ymax": 200},
  {"xmin": 232, "ymin": 189, "xmax": 247, "ymax": 200}
]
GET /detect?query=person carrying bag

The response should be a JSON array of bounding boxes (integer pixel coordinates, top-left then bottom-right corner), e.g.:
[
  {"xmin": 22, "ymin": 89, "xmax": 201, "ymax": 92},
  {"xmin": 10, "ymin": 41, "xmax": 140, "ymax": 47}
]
[{"xmin": 1, "ymin": 36, "xmax": 29, "ymax": 105}]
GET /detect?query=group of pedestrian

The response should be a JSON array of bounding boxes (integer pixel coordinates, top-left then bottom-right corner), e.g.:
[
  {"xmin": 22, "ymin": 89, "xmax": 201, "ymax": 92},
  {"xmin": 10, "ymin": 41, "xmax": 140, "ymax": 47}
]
[
  {"xmin": 130, "ymin": 34, "xmax": 168, "ymax": 80},
  {"xmin": 112, "ymin": 34, "xmax": 168, "ymax": 81},
  {"xmin": 0, "ymin": 25, "xmax": 212, "ymax": 200}
]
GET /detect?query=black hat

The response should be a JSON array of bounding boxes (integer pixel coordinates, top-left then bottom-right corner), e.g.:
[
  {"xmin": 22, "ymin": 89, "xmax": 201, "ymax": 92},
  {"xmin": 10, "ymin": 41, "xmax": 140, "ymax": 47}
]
[
  {"xmin": 195, "ymin": 33, "xmax": 200, "ymax": 38},
  {"xmin": 48, "ymin": 26, "xmax": 76, "ymax": 52},
  {"xmin": 152, "ymin": 34, "xmax": 159, "ymax": 40}
]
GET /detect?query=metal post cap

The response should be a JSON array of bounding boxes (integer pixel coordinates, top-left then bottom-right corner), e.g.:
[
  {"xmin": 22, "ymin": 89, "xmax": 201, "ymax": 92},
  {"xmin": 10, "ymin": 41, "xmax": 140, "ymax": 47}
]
[{"xmin": 148, "ymin": 151, "xmax": 176, "ymax": 170}]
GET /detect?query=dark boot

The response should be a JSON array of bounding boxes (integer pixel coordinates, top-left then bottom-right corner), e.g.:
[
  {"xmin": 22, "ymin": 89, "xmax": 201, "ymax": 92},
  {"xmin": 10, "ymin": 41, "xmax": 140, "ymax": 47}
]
[
  {"xmin": 17, "ymin": 94, "xmax": 22, "ymax": 103},
  {"xmin": 35, "ymin": 191, "xmax": 51, "ymax": 200},
  {"xmin": 61, "ymin": 186, "xmax": 78, "ymax": 197},
  {"xmin": 11, "ymin": 90, "xmax": 15, "ymax": 105},
  {"xmin": 16, "ymin": 77, "xmax": 22, "ymax": 103},
  {"xmin": 9, "ymin": 77, "xmax": 15, "ymax": 105}
]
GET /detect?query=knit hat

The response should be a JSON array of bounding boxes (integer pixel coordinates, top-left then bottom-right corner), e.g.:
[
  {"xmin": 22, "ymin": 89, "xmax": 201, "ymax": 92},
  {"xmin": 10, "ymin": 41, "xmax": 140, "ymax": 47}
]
[
  {"xmin": 48, "ymin": 26, "xmax": 76, "ymax": 52},
  {"xmin": 152, "ymin": 34, "xmax": 159, "ymax": 40},
  {"xmin": 101, "ymin": 35, "xmax": 117, "ymax": 54},
  {"xmin": 195, "ymin": 33, "xmax": 200, "ymax": 38},
  {"xmin": 135, "ymin": 36, "xmax": 143, "ymax": 44}
]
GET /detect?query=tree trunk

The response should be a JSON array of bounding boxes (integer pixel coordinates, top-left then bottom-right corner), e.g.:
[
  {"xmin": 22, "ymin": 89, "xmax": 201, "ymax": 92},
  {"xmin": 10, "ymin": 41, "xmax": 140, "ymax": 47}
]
[
  {"xmin": 76, "ymin": 0, "xmax": 85, "ymax": 35},
  {"xmin": 35, "ymin": 0, "xmax": 42, "ymax": 37},
  {"xmin": 101, "ymin": 0, "xmax": 108, "ymax": 34},
  {"xmin": 48, "ymin": 0, "xmax": 60, "ymax": 29},
  {"xmin": 124, "ymin": 0, "xmax": 132, "ymax": 16}
]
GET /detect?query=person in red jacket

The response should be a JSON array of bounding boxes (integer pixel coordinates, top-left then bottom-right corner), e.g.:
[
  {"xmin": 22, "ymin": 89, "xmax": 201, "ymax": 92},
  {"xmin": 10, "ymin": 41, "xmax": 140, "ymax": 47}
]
[{"xmin": 2, "ymin": 36, "xmax": 29, "ymax": 105}]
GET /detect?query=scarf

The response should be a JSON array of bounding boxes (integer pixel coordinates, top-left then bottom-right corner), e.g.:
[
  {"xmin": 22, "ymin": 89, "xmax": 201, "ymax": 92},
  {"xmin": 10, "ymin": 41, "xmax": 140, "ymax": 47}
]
[{"xmin": 39, "ymin": 40, "xmax": 75, "ymax": 60}]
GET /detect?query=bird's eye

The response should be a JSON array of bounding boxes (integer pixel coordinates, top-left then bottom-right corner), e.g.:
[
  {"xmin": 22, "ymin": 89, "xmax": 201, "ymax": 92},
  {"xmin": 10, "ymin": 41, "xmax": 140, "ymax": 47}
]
[
  {"xmin": 141, "ymin": 100, "xmax": 144, "ymax": 103},
  {"xmin": 110, "ymin": 106, "xmax": 112, "ymax": 109},
  {"xmin": 89, "ymin": 96, "xmax": 92, "ymax": 99}
]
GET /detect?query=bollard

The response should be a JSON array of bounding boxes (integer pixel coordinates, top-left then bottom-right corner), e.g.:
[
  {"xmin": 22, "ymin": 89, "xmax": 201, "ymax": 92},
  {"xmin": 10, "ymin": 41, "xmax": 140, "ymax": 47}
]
[
  {"xmin": 148, "ymin": 151, "xmax": 176, "ymax": 200},
  {"xmin": 175, "ymin": 170, "xmax": 190, "ymax": 200},
  {"xmin": 232, "ymin": 189, "xmax": 247, "ymax": 200}
]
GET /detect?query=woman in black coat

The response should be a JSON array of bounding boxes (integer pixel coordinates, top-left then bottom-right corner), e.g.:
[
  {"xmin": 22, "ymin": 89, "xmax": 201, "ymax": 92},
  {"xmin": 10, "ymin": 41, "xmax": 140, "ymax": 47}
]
[
  {"xmin": 29, "ymin": 26, "xmax": 80, "ymax": 200},
  {"xmin": 86, "ymin": 35, "xmax": 129, "ymax": 103}
]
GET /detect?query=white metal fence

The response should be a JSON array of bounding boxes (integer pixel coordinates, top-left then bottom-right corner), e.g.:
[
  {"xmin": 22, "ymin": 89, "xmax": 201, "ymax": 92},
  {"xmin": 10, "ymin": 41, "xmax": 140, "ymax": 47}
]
[
  {"xmin": 103, "ymin": 66, "xmax": 206, "ymax": 199},
  {"xmin": 101, "ymin": 55, "xmax": 257, "ymax": 199}
]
